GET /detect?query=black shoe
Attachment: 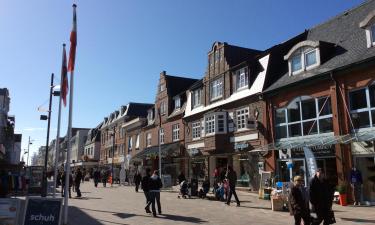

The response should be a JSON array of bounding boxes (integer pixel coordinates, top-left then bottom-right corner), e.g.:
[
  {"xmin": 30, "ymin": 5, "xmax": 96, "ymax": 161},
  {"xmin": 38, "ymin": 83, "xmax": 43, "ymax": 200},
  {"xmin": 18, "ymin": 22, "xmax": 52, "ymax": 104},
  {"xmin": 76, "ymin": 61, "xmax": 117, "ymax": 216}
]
[
  {"xmin": 158, "ymin": 211, "xmax": 162, "ymax": 215},
  {"xmin": 145, "ymin": 208, "xmax": 151, "ymax": 213},
  {"xmin": 225, "ymin": 202, "xmax": 230, "ymax": 206},
  {"xmin": 153, "ymin": 214, "xmax": 157, "ymax": 217},
  {"xmin": 236, "ymin": 203, "xmax": 240, "ymax": 207}
]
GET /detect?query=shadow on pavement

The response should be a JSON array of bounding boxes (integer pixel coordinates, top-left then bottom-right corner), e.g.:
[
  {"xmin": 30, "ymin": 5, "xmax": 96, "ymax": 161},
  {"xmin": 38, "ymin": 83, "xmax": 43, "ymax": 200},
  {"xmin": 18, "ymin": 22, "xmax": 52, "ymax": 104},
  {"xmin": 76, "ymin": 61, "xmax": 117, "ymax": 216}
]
[
  {"xmin": 97, "ymin": 219, "xmax": 129, "ymax": 225},
  {"xmin": 239, "ymin": 205, "xmax": 271, "ymax": 210},
  {"xmin": 73, "ymin": 197, "xmax": 103, "ymax": 200},
  {"xmin": 69, "ymin": 206, "xmax": 104, "ymax": 225},
  {"xmin": 113, "ymin": 213, "xmax": 137, "ymax": 219},
  {"xmin": 341, "ymin": 218, "xmax": 375, "ymax": 223},
  {"xmin": 159, "ymin": 213, "xmax": 208, "ymax": 223}
]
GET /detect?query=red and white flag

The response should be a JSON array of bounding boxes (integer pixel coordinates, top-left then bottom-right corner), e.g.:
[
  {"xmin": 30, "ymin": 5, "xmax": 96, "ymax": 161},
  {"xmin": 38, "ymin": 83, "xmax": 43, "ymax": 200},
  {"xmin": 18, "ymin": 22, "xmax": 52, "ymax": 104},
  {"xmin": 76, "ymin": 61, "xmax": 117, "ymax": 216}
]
[
  {"xmin": 61, "ymin": 44, "xmax": 68, "ymax": 106},
  {"xmin": 68, "ymin": 4, "xmax": 77, "ymax": 72}
]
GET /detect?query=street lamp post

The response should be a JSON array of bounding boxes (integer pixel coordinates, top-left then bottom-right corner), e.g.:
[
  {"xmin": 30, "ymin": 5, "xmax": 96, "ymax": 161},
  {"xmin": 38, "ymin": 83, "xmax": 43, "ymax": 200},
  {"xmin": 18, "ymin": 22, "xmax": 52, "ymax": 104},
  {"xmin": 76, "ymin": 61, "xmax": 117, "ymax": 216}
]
[
  {"xmin": 27, "ymin": 136, "xmax": 32, "ymax": 166},
  {"xmin": 108, "ymin": 127, "xmax": 116, "ymax": 187}
]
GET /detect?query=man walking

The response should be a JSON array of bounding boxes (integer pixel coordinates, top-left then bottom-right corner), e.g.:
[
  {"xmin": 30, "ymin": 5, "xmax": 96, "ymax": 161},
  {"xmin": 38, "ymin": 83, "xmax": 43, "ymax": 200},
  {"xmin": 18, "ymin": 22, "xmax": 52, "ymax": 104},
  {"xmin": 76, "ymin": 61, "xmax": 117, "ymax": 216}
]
[
  {"xmin": 134, "ymin": 171, "xmax": 142, "ymax": 192},
  {"xmin": 75, "ymin": 168, "xmax": 83, "ymax": 198},
  {"xmin": 142, "ymin": 168, "xmax": 152, "ymax": 213},
  {"xmin": 309, "ymin": 168, "xmax": 335, "ymax": 225},
  {"xmin": 225, "ymin": 166, "xmax": 240, "ymax": 206},
  {"xmin": 61, "ymin": 171, "xmax": 72, "ymax": 198},
  {"xmin": 289, "ymin": 176, "xmax": 310, "ymax": 225},
  {"xmin": 147, "ymin": 170, "xmax": 163, "ymax": 217},
  {"xmin": 93, "ymin": 168, "xmax": 100, "ymax": 188},
  {"xmin": 350, "ymin": 167, "xmax": 363, "ymax": 205}
]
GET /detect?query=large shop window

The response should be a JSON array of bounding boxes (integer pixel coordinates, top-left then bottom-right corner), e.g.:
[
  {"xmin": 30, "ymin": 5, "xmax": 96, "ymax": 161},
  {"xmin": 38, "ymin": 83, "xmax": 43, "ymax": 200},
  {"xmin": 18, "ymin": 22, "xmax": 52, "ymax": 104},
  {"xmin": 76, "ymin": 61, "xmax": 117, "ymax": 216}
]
[
  {"xmin": 349, "ymin": 84, "xmax": 375, "ymax": 129},
  {"xmin": 275, "ymin": 96, "xmax": 333, "ymax": 139},
  {"xmin": 204, "ymin": 112, "xmax": 227, "ymax": 135}
]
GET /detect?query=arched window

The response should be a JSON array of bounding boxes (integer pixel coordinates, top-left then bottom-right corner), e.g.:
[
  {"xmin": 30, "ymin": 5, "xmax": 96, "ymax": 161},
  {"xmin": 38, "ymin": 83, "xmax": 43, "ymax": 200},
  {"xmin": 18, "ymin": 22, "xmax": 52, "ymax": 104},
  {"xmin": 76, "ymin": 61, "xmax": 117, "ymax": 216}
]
[
  {"xmin": 274, "ymin": 95, "xmax": 333, "ymax": 139},
  {"xmin": 284, "ymin": 41, "xmax": 321, "ymax": 75}
]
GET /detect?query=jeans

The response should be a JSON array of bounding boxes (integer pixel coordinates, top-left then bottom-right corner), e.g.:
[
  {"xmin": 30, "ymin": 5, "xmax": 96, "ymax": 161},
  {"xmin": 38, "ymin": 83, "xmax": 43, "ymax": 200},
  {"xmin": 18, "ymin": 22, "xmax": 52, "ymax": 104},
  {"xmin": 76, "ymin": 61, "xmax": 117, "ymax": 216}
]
[
  {"xmin": 148, "ymin": 192, "xmax": 161, "ymax": 215},
  {"xmin": 226, "ymin": 186, "xmax": 240, "ymax": 205}
]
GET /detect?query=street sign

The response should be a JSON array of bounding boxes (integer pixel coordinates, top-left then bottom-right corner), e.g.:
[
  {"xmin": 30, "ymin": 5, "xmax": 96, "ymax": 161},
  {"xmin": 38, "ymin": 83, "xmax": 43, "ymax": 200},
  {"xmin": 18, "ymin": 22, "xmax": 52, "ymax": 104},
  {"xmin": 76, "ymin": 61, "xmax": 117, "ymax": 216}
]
[
  {"xmin": 0, "ymin": 198, "xmax": 21, "ymax": 225},
  {"xmin": 23, "ymin": 197, "xmax": 62, "ymax": 225}
]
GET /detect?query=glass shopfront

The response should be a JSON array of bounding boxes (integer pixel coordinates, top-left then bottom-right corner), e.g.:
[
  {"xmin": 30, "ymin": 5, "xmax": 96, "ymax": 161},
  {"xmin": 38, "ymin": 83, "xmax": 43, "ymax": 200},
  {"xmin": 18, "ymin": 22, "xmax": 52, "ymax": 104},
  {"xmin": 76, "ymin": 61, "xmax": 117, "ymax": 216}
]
[{"xmin": 233, "ymin": 153, "xmax": 260, "ymax": 190}]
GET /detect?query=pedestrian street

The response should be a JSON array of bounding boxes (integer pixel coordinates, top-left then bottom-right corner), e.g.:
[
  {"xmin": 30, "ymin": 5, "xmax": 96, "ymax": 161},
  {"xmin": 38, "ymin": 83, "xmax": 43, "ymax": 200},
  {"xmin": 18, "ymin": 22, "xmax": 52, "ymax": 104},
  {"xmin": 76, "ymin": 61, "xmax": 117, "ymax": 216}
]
[{"xmin": 66, "ymin": 181, "xmax": 375, "ymax": 225}]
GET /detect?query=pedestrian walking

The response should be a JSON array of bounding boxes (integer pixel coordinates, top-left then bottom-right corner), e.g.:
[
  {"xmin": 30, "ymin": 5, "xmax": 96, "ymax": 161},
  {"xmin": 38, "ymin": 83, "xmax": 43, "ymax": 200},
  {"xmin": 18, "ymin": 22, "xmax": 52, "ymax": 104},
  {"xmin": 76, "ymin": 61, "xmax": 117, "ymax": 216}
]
[
  {"xmin": 142, "ymin": 168, "xmax": 152, "ymax": 213},
  {"xmin": 289, "ymin": 176, "xmax": 310, "ymax": 225},
  {"xmin": 93, "ymin": 168, "xmax": 100, "ymax": 188},
  {"xmin": 309, "ymin": 168, "xmax": 335, "ymax": 225},
  {"xmin": 178, "ymin": 172, "xmax": 186, "ymax": 185},
  {"xmin": 225, "ymin": 166, "xmax": 240, "ymax": 206},
  {"xmin": 349, "ymin": 167, "xmax": 363, "ymax": 205},
  {"xmin": 147, "ymin": 170, "xmax": 163, "ymax": 217},
  {"xmin": 75, "ymin": 168, "xmax": 83, "ymax": 197},
  {"xmin": 61, "ymin": 171, "xmax": 72, "ymax": 198},
  {"xmin": 134, "ymin": 171, "xmax": 142, "ymax": 192},
  {"xmin": 101, "ymin": 169, "xmax": 108, "ymax": 187}
]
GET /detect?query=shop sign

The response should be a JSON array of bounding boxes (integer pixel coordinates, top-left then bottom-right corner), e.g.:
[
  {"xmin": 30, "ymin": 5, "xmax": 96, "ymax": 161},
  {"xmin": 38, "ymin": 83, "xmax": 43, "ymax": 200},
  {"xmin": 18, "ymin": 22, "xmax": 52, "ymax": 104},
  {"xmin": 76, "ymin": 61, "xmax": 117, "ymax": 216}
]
[
  {"xmin": 0, "ymin": 198, "xmax": 20, "ymax": 225},
  {"xmin": 187, "ymin": 148, "xmax": 202, "ymax": 157},
  {"xmin": 351, "ymin": 142, "xmax": 375, "ymax": 155},
  {"xmin": 291, "ymin": 145, "xmax": 335, "ymax": 158},
  {"xmin": 23, "ymin": 197, "xmax": 62, "ymax": 225},
  {"xmin": 234, "ymin": 142, "xmax": 249, "ymax": 151}
]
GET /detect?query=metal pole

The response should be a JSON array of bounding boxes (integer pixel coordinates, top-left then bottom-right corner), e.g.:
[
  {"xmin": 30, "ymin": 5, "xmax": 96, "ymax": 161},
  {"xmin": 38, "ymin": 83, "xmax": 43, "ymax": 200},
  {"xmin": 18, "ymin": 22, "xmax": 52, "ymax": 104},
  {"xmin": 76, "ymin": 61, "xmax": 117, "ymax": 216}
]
[
  {"xmin": 64, "ymin": 70, "xmax": 74, "ymax": 224},
  {"xmin": 111, "ymin": 126, "xmax": 115, "ymax": 186},
  {"xmin": 27, "ymin": 136, "xmax": 31, "ymax": 166},
  {"xmin": 53, "ymin": 71, "xmax": 63, "ymax": 198},
  {"xmin": 158, "ymin": 108, "xmax": 162, "ymax": 179},
  {"xmin": 42, "ymin": 73, "xmax": 54, "ymax": 197}
]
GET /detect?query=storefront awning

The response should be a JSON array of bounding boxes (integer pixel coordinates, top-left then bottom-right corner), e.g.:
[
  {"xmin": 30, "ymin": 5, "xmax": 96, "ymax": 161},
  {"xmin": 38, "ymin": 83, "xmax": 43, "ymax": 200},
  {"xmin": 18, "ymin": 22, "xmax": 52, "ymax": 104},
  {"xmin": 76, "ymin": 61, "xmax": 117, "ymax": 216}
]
[{"xmin": 131, "ymin": 142, "xmax": 180, "ymax": 160}]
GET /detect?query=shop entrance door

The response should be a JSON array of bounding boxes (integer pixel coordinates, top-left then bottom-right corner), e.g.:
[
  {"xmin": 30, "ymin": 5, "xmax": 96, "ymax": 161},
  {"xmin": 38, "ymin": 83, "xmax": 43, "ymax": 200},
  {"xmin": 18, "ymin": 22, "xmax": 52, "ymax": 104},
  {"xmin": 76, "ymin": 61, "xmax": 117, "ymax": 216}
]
[
  {"xmin": 277, "ymin": 159, "xmax": 306, "ymax": 185},
  {"xmin": 355, "ymin": 156, "xmax": 375, "ymax": 203}
]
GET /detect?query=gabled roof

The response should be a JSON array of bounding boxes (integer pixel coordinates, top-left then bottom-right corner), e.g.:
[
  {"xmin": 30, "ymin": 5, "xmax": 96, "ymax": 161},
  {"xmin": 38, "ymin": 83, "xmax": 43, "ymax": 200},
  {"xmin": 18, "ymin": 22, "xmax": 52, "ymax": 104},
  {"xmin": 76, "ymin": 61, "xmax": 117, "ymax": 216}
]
[
  {"xmin": 265, "ymin": 0, "xmax": 375, "ymax": 93},
  {"xmin": 165, "ymin": 74, "xmax": 199, "ymax": 97},
  {"xmin": 223, "ymin": 43, "xmax": 262, "ymax": 67}
]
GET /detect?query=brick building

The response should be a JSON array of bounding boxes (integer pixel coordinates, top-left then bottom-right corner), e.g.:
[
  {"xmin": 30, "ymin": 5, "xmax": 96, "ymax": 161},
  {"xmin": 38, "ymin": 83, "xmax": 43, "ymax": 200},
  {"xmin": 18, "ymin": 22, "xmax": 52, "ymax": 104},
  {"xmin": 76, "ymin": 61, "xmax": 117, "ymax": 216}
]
[{"xmin": 259, "ymin": 0, "xmax": 375, "ymax": 203}]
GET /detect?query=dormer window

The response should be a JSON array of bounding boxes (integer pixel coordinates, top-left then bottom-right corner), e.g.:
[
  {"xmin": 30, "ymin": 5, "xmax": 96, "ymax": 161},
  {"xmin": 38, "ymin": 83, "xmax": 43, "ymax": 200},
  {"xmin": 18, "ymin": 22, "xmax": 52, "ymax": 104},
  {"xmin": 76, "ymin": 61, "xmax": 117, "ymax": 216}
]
[
  {"xmin": 210, "ymin": 77, "xmax": 223, "ymax": 100},
  {"xmin": 235, "ymin": 67, "xmax": 249, "ymax": 91},
  {"xmin": 284, "ymin": 40, "xmax": 321, "ymax": 76},
  {"xmin": 174, "ymin": 97, "xmax": 181, "ymax": 110},
  {"xmin": 192, "ymin": 88, "xmax": 202, "ymax": 108},
  {"xmin": 359, "ymin": 10, "xmax": 375, "ymax": 48}
]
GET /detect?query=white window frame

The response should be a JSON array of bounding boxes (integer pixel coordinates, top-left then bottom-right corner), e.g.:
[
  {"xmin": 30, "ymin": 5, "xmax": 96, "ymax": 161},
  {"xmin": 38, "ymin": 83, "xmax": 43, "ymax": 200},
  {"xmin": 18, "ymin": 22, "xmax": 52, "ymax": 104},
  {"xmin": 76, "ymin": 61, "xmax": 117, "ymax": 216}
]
[
  {"xmin": 159, "ymin": 128, "xmax": 164, "ymax": 144},
  {"xmin": 172, "ymin": 124, "xmax": 180, "ymax": 141},
  {"xmin": 236, "ymin": 107, "xmax": 249, "ymax": 131},
  {"xmin": 128, "ymin": 137, "xmax": 133, "ymax": 151},
  {"xmin": 146, "ymin": 133, "xmax": 152, "ymax": 147},
  {"xmin": 204, "ymin": 112, "xmax": 227, "ymax": 135},
  {"xmin": 274, "ymin": 96, "xmax": 333, "ymax": 139},
  {"xmin": 235, "ymin": 67, "xmax": 249, "ymax": 91},
  {"xmin": 210, "ymin": 77, "xmax": 223, "ymax": 100},
  {"xmin": 174, "ymin": 97, "xmax": 181, "ymax": 110},
  {"xmin": 289, "ymin": 47, "xmax": 320, "ymax": 76},
  {"xmin": 349, "ymin": 85, "xmax": 375, "ymax": 130},
  {"xmin": 147, "ymin": 110, "xmax": 154, "ymax": 124},
  {"xmin": 192, "ymin": 121, "xmax": 201, "ymax": 140},
  {"xmin": 192, "ymin": 88, "xmax": 202, "ymax": 108},
  {"xmin": 160, "ymin": 101, "xmax": 166, "ymax": 115}
]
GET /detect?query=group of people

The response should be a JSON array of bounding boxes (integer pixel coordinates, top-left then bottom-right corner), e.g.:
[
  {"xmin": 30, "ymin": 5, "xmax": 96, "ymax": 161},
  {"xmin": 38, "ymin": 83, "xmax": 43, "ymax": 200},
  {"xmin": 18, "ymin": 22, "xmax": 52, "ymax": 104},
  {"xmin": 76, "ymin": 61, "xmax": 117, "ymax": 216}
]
[
  {"xmin": 212, "ymin": 166, "xmax": 241, "ymax": 206},
  {"xmin": 141, "ymin": 169, "xmax": 163, "ymax": 217},
  {"xmin": 59, "ymin": 167, "xmax": 83, "ymax": 198}
]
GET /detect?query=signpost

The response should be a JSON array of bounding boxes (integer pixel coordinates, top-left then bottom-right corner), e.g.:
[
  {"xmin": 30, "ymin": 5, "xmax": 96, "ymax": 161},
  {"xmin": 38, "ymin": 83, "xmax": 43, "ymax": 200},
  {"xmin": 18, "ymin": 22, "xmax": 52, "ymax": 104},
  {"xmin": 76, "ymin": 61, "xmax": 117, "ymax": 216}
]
[
  {"xmin": 0, "ymin": 198, "xmax": 21, "ymax": 225},
  {"xmin": 23, "ymin": 197, "xmax": 62, "ymax": 225}
]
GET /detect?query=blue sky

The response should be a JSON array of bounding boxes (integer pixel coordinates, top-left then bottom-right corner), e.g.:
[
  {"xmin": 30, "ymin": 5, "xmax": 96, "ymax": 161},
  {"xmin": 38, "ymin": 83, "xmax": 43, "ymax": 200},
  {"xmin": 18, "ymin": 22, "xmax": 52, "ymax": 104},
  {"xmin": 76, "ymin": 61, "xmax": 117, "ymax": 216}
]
[{"xmin": 0, "ymin": 0, "xmax": 364, "ymax": 161}]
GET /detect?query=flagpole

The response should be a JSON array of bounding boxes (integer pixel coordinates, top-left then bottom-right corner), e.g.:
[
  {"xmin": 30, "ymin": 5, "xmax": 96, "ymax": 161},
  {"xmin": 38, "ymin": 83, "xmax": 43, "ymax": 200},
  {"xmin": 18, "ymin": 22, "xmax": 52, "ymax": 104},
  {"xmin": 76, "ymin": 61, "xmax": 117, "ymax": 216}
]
[
  {"xmin": 64, "ymin": 3, "xmax": 77, "ymax": 224},
  {"xmin": 53, "ymin": 44, "xmax": 66, "ymax": 198},
  {"xmin": 64, "ymin": 70, "xmax": 74, "ymax": 224}
]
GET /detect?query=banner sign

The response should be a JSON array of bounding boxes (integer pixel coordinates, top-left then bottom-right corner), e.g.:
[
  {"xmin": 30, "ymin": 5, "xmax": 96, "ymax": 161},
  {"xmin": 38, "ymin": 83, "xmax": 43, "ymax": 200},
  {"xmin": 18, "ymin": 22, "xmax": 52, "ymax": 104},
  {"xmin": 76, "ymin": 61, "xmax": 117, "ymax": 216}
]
[
  {"xmin": 303, "ymin": 147, "xmax": 317, "ymax": 178},
  {"xmin": 23, "ymin": 197, "xmax": 62, "ymax": 225},
  {"xmin": 0, "ymin": 198, "xmax": 21, "ymax": 225}
]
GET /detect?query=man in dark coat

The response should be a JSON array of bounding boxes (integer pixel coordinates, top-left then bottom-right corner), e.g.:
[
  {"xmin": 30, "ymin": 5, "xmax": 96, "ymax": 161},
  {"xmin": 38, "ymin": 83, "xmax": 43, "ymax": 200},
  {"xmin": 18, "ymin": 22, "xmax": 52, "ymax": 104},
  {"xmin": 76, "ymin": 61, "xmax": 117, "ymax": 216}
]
[
  {"xmin": 75, "ymin": 168, "xmax": 83, "ymax": 197},
  {"xmin": 93, "ymin": 168, "xmax": 101, "ymax": 188},
  {"xmin": 142, "ymin": 168, "xmax": 152, "ymax": 213},
  {"xmin": 225, "ymin": 166, "xmax": 240, "ymax": 206},
  {"xmin": 289, "ymin": 176, "xmax": 310, "ymax": 225},
  {"xmin": 309, "ymin": 168, "xmax": 335, "ymax": 225},
  {"xmin": 350, "ymin": 167, "xmax": 363, "ymax": 205},
  {"xmin": 134, "ymin": 171, "xmax": 142, "ymax": 192},
  {"xmin": 147, "ymin": 170, "xmax": 163, "ymax": 217}
]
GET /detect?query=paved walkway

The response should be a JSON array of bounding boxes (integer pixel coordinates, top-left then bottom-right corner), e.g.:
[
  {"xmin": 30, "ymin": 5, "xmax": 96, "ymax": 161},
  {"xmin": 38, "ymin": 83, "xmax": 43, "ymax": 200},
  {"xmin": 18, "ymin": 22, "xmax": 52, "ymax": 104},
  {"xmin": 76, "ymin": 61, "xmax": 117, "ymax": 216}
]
[{"xmin": 65, "ymin": 182, "xmax": 375, "ymax": 225}]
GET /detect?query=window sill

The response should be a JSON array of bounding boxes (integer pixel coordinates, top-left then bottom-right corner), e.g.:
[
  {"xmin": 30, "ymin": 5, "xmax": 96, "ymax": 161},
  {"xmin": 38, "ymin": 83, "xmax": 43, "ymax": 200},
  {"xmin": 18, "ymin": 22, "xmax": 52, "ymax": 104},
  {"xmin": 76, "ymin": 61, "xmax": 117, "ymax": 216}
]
[
  {"xmin": 236, "ymin": 86, "xmax": 249, "ymax": 92},
  {"xmin": 210, "ymin": 96, "xmax": 223, "ymax": 102},
  {"xmin": 192, "ymin": 137, "xmax": 201, "ymax": 141}
]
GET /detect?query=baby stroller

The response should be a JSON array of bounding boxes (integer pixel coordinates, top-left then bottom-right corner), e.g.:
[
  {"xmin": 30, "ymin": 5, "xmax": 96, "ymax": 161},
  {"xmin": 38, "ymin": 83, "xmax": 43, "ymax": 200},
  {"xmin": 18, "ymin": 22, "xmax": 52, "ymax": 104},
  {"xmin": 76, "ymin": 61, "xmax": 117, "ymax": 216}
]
[{"xmin": 178, "ymin": 180, "xmax": 191, "ymax": 199}]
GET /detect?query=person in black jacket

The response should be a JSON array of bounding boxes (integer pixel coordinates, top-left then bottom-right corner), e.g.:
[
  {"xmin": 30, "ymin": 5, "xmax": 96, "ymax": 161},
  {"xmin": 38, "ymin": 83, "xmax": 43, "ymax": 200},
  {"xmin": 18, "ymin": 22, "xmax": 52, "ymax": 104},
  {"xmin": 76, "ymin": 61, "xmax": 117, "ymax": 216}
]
[
  {"xmin": 289, "ymin": 176, "xmax": 310, "ymax": 225},
  {"xmin": 134, "ymin": 171, "xmax": 142, "ymax": 192},
  {"xmin": 75, "ymin": 168, "xmax": 83, "ymax": 197},
  {"xmin": 142, "ymin": 168, "xmax": 152, "ymax": 213},
  {"xmin": 147, "ymin": 170, "xmax": 163, "ymax": 217},
  {"xmin": 225, "ymin": 166, "xmax": 240, "ymax": 206},
  {"xmin": 309, "ymin": 168, "xmax": 335, "ymax": 225}
]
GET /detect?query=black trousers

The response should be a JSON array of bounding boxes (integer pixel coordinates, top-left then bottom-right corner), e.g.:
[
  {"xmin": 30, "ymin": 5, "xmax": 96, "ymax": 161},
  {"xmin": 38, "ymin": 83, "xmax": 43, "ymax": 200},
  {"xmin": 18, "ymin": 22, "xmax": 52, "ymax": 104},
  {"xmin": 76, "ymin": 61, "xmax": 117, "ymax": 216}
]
[
  {"xmin": 144, "ymin": 192, "xmax": 150, "ymax": 210},
  {"xmin": 148, "ymin": 192, "xmax": 161, "ymax": 215},
  {"xmin": 135, "ymin": 183, "xmax": 140, "ymax": 192},
  {"xmin": 226, "ymin": 186, "xmax": 240, "ymax": 205},
  {"xmin": 312, "ymin": 212, "xmax": 331, "ymax": 225},
  {"xmin": 75, "ymin": 182, "xmax": 81, "ymax": 197},
  {"xmin": 294, "ymin": 214, "xmax": 310, "ymax": 225},
  {"xmin": 61, "ymin": 185, "xmax": 71, "ymax": 198}
]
